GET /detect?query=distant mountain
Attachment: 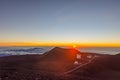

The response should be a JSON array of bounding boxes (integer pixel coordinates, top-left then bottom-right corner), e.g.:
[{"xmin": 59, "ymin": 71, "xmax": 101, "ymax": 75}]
[{"xmin": 42, "ymin": 47, "xmax": 79, "ymax": 62}]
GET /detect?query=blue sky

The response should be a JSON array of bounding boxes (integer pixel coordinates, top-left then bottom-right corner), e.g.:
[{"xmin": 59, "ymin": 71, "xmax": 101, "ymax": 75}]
[{"xmin": 0, "ymin": 0, "xmax": 120, "ymax": 46}]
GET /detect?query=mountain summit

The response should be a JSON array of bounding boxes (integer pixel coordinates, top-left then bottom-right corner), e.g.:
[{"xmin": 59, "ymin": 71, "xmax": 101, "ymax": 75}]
[{"xmin": 42, "ymin": 47, "xmax": 80, "ymax": 62}]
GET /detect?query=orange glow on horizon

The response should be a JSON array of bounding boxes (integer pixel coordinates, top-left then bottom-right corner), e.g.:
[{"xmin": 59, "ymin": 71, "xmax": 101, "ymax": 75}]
[{"xmin": 0, "ymin": 42, "xmax": 120, "ymax": 47}]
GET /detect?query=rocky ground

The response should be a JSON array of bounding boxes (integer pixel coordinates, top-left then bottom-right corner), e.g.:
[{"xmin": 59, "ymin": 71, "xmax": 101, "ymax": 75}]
[{"xmin": 0, "ymin": 47, "xmax": 120, "ymax": 80}]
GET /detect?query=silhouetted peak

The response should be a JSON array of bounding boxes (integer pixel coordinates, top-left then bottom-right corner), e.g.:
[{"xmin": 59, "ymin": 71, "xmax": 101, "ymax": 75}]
[
  {"xmin": 51, "ymin": 47, "xmax": 78, "ymax": 52},
  {"xmin": 52, "ymin": 47, "xmax": 64, "ymax": 50},
  {"xmin": 48, "ymin": 47, "xmax": 65, "ymax": 53},
  {"xmin": 43, "ymin": 47, "xmax": 80, "ymax": 62}
]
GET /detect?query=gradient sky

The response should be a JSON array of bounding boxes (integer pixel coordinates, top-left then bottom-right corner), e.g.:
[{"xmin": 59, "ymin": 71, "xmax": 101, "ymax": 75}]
[{"xmin": 0, "ymin": 0, "xmax": 120, "ymax": 46}]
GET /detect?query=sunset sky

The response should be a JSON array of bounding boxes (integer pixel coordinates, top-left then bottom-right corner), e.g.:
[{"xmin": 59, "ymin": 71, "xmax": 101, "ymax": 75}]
[{"xmin": 0, "ymin": 0, "xmax": 120, "ymax": 47}]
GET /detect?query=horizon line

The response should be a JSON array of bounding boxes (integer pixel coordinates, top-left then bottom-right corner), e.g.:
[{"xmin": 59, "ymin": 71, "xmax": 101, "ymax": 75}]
[{"xmin": 0, "ymin": 42, "xmax": 120, "ymax": 47}]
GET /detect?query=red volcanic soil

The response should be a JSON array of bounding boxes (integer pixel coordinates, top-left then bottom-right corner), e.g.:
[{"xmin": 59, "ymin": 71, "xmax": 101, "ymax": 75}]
[{"xmin": 0, "ymin": 47, "xmax": 120, "ymax": 80}]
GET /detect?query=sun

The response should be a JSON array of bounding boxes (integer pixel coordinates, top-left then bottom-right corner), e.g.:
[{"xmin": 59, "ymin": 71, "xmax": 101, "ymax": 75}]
[{"xmin": 73, "ymin": 45, "xmax": 76, "ymax": 48}]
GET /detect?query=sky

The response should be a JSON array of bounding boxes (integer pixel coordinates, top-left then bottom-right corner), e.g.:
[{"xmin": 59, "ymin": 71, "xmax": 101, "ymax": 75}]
[{"xmin": 0, "ymin": 0, "xmax": 120, "ymax": 47}]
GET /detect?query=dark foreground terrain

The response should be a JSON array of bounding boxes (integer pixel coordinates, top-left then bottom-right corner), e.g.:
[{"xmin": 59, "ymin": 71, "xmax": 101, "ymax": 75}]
[{"xmin": 0, "ymin": 47, "xmax": 120, "ymax": 80}]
